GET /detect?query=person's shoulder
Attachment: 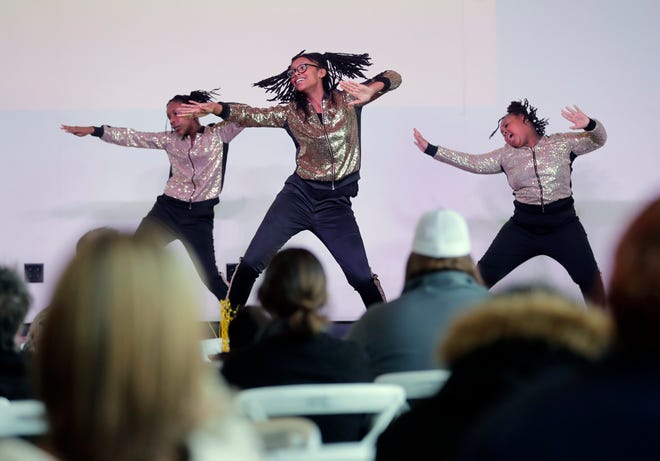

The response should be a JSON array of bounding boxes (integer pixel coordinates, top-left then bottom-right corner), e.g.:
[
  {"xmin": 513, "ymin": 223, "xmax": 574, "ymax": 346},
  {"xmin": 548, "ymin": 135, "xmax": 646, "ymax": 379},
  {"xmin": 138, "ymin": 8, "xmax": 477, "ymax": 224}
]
[
  {"xmin": 327, "ymin": 89, "xmax": 352, "ymax": 106},
  {"xmin": 347, "ymin": 301, "xmax": 400, "ymax": 333},
  {"xmin": 220, "ymin": 342, "xmax": 266, "ymax": 374},
  {"xmin": 206, "ymin": 120, "xmax": 238, "ymax": 129},
  {"xmin": 315, "ymin": 332, "xmax": 365, "ymax": 353},
  {"xmin": 315, "ymin": 333, "xmax": 371, "ymax": 372}
]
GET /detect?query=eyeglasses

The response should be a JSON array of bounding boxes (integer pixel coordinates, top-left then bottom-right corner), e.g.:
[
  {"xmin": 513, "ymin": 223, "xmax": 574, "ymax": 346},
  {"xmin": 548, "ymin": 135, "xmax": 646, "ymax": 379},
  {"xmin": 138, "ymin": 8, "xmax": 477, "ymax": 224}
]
[{"xmin": 286, "ymin": 63, "xmax": 321, "ymax": 78}]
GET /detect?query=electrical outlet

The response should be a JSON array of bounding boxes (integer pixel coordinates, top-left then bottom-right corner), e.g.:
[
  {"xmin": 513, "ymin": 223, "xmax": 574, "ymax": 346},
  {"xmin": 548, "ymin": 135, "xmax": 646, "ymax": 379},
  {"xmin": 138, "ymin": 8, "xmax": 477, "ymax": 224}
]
[{"xmin": 24, "ymin": 263, "xmax": 44, "ymax": 283}]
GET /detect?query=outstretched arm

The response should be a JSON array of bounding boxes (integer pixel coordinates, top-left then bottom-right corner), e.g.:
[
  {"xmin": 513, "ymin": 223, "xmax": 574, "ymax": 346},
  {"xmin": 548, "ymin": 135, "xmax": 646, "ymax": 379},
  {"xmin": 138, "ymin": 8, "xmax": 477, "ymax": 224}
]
[
  {"xmin": 561, "ymin": 105, "xmax": 590, "ymax": 130},
  {"xmin": 412, "ymin": 128, "xmax": 503, "ymax": 174},
  {"xmin": 61, "ymin": 125, "xmax": 95, "ymax": 137},
  {"xmin": 63, "ymin": 124, "xmax": 170, "ymax": 150}
]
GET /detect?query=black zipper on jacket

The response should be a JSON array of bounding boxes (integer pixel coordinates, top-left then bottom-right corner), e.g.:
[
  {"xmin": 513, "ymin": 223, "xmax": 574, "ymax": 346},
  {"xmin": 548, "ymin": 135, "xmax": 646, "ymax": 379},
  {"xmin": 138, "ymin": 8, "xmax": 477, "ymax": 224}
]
[
  {"xmin": 318, "ymin": 105, "xmax": 336, "ymax": 190},
  {"xmin": 530, "ymin": 146, "xmax": 545, "ymax": 213},
  {"xmin": 188, "ymin": 146, "xmax": 196, "ymax": 210}
]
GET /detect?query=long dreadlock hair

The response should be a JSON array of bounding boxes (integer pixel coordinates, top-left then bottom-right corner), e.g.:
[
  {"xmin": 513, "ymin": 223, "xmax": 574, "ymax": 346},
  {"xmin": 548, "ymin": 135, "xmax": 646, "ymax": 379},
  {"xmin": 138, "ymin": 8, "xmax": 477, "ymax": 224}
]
[
  {"xmin": 168, "ymin": 88, "xmax": 220, "ymax": 105},
  {"xmin": 490, "ymin": 98, "xmax": 549, "ymax": 139},
  {"xmin": 253, "ymin": 50, "xmax": 372, "ymax": 114}
]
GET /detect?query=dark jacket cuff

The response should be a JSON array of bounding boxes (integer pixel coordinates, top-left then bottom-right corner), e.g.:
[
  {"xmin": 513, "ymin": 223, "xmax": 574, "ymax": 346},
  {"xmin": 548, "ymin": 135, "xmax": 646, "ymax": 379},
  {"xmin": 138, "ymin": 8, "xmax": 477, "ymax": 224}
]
[
  {"xmin": 372, "ymin": 75, "xmax": 391, "ymax": 93},
  {"xmin": 424, "ymin": 144, "xmax": 438, "ymax": 157},
  {"xmin": 218, "ymin": 103, "xmax": 231, "ymax": 119}
]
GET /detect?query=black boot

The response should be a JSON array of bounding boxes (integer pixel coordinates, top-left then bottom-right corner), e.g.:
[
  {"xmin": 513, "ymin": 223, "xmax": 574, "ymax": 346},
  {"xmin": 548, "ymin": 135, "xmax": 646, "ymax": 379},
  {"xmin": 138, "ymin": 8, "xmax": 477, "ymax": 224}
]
[
  {"xmin": 227, "ymin": 262, "xmax": 260, "ymax": 309},
  {"xmin": 580, "ymin": 271, "xmax": 607, "ymax": 309},
  {"xmin": 356, "ymin": 274, "xmax": 386, "ymax": 308}
]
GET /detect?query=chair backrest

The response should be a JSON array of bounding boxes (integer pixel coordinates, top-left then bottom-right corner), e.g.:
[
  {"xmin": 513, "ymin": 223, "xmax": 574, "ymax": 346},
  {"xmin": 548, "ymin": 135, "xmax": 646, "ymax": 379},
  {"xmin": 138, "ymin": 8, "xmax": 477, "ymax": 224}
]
[
  {"xmin": 200, "ymin": 337, "xmax": 223, "ymax": 362},
  {"xmin": 234, "ymin": 383, "xmax": 406, "ymax": 447},
  {"xmin": 0, "ymin": 399, "xmax": 48, "ymax": 437},
  {"xmin": 374, "ymin": 369, "xmax": 450, "ymax": 401},
  {"xmin": 252, "ymin": 416, "xmax": 322, "ymax": 452}
]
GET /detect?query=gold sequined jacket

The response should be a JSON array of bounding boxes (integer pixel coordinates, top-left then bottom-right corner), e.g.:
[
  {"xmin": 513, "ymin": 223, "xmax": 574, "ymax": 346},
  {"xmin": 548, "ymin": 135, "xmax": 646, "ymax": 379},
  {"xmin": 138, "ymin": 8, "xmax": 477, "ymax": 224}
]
[
  {"xmin": 429, "ymin": 120, "xmax": 607, "ymax": 206},
  {"xmin": 97, "ymin": 122, "xmax": 243, "ymax": 202},
  {"xmin": 220, "ymin": 70, "xmax": 401, "ymax": 187}
]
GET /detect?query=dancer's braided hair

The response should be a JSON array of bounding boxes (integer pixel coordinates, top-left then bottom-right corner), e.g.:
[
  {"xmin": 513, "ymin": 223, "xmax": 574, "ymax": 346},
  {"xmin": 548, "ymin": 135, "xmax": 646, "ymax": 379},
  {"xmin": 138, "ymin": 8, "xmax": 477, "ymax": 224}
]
[
  {"xmin": 168, "ymin": 88, "xmax": 220, "ymax": 105},
  {"xmin": 490, "ymin": 98, "xmax": 549, "ymax": 138},
  {"xmin": 254, "ymin": 50, "xmax": 372, "ymax": 113}
]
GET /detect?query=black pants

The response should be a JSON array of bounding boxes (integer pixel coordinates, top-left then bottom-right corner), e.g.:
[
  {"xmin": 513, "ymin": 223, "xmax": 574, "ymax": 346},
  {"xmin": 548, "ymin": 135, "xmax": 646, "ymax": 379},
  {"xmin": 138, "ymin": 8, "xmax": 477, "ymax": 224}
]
[
  {"xmin": 227, "ymin": 176, "xmax": 385, "ymax": 309},
  {"xmin": 477, "ymin": 198, "xmax": 605, "ymax": 306},
  {"xmin": 135, "ymin": 194, "xmax": 227, "ymax": 301}
]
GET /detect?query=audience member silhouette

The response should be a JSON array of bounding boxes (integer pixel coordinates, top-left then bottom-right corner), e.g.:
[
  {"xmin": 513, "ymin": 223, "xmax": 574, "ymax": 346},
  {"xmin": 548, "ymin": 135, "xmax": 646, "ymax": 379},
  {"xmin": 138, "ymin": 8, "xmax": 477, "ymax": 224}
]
[
  {"xmin": 221, "ymin": 247, "xmax": 372, "ymax": 443},
  {"xmin": 227, "ymin": 305, "xmax": 271, "ymax": 351},
  {"xmin": 207, "ymin": 305, "xmax": 271, "ymax": 363},
  {"xmin": 458, "ymin": 196, "xmax": 660, "ymax": 461},
  {"xmin": 346, "ymin": 208, "xmax": 489, "ymax": 376},
  {"xmin": 7, "ymin": 231, "xmax": 263, "ymax": 461},
  {"xmin": 376, "ymin": 287, "xmax": 612, "ymax": 461},
  {"xmin": 0, "ymin": 266, "xmax": 34, "ymax": 400}
]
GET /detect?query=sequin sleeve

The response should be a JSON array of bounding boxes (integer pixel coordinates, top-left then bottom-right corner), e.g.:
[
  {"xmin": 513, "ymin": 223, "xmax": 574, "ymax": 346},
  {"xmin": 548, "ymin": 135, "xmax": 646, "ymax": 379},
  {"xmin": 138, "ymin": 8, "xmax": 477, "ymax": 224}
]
[
  {"xmin": 100, "ymin": 126, "xmax": 171, "ymax": 150},
  {"xmin": 223, "ymin": 103, "xmax": 290, "ymax": 128},
  {"xmin": 211, "ymin": 120, "xmax": 244, "ymax": 143},
  {"xmin": 432, "ymin": 145, "xmax": 504, "ymax": 174},
  {"xmin": 370, "ymin": 70, "xmax": 402, "ymax": 92},
  {"xmin": 354, "ymin": 70, "xmax": 402, "ymax": 105},
  {"xmin": 562, "ymin": 119, "xmax": 607, "ymax": 157}
]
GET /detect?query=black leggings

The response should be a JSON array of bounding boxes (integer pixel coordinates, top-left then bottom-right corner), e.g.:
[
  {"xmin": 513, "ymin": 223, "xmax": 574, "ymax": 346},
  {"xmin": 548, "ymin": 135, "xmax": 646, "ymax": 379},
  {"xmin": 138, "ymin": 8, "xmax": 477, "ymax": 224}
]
[
  {"xmin": 135, "ymin": 194, "xmax": 227, "ymax": 301},
  {"xmin": 477, "ymin": 198, "xmax": 605, "ymax": 306},
  {"xmin": 227, "ymin": 176, "xmax": 385, "ymax": 309}
]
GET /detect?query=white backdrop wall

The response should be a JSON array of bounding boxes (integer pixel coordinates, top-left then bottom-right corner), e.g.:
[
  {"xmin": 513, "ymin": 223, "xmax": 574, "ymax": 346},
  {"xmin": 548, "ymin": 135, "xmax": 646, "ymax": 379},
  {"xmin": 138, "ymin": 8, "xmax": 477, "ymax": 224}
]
[{"xmin": 1, "ymin": 0, "xmax": 658, "ymax": 322}]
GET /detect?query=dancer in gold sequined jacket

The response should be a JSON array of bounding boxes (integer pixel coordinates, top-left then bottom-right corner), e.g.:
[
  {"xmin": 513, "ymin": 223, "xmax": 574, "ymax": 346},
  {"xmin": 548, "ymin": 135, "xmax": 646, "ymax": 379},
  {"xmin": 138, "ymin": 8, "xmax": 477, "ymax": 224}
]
[
  {"xmin": 414, "ymin": 100, "xmax": 608, "ymax": 306},
  {"xmin": 61, "ymin": 90, "xmax": 243, "ymax": 302},
  {"xmin": 181, "ymin": 51, "xmax": 401, "ymax": 312}
]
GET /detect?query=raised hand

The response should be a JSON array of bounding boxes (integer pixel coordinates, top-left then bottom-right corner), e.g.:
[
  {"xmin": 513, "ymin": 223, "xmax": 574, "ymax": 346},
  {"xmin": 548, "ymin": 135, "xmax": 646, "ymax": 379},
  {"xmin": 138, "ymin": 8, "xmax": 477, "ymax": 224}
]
[
  {"xmin": 561, "ymin": 105, "xmax": 590, "ymax": 130},
  {"xmin": 176, "ymin": 101, "xmax": 221, "ymax": 118},
  {"xmin": 61, "ymin": 125, "xmax": 94, "ymax": 137},
  {"xmin": 339, "ymin": 81, "xmax": 379, "ymax": 106},
  {"xmin": 413, "ymin": 128, "xmax": 430, "ymax": 153}
]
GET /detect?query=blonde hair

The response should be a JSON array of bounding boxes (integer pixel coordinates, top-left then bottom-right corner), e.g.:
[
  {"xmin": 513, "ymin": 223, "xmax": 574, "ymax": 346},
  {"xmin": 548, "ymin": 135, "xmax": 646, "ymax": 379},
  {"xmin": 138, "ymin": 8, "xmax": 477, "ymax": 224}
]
[
  {"xmin": 37, "ymin": 232, "xmax": 220, "ymax": 461},
  {"xmin": 405, "ymin": 253, "xmax": 484, "ymax": 285},
  {"xmin": 439, "ymin": 289, "xmax": 613, "ymax": 366}
]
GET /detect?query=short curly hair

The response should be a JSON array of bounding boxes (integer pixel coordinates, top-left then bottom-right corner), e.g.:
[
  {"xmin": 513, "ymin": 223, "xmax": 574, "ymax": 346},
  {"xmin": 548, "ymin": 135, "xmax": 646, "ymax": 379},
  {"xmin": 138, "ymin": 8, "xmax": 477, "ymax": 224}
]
[
  {"xmin": 168, "ymin": 88, "xmax": 220, "ymax": 105},
  {"xmin": 490, "ymin": 98, "xmax": 549, "ymax": 138}
]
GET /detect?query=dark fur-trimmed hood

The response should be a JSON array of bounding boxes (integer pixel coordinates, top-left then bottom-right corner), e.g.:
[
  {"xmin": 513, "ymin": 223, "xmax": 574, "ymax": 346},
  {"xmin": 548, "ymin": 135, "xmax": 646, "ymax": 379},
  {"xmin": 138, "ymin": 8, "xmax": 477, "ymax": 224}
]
[{"xmin": 439, "ymin": 290, "xmax": 613, "ymax": 366}]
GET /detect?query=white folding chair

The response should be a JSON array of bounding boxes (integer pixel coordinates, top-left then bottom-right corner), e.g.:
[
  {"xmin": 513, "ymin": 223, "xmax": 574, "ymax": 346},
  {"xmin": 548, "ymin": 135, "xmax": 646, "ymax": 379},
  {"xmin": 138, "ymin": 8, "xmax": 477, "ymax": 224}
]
[
  {"xmin": 234, "ymin": 383, "xmax": 406, "ymax": 461},
  {"xmin": 374, "ymin": 369, "xmax": 450, "ymax": 404},
  {"xmin": 0, "ymin": 399, "xmax": 48, "ymax": 437},
  {"xmin": 252, "ymin": 416, "xmax": 322, "ymax": 452},
  {"xmin": 200, "ymin": 338, "xmax": 223, "ymax": 362}
]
